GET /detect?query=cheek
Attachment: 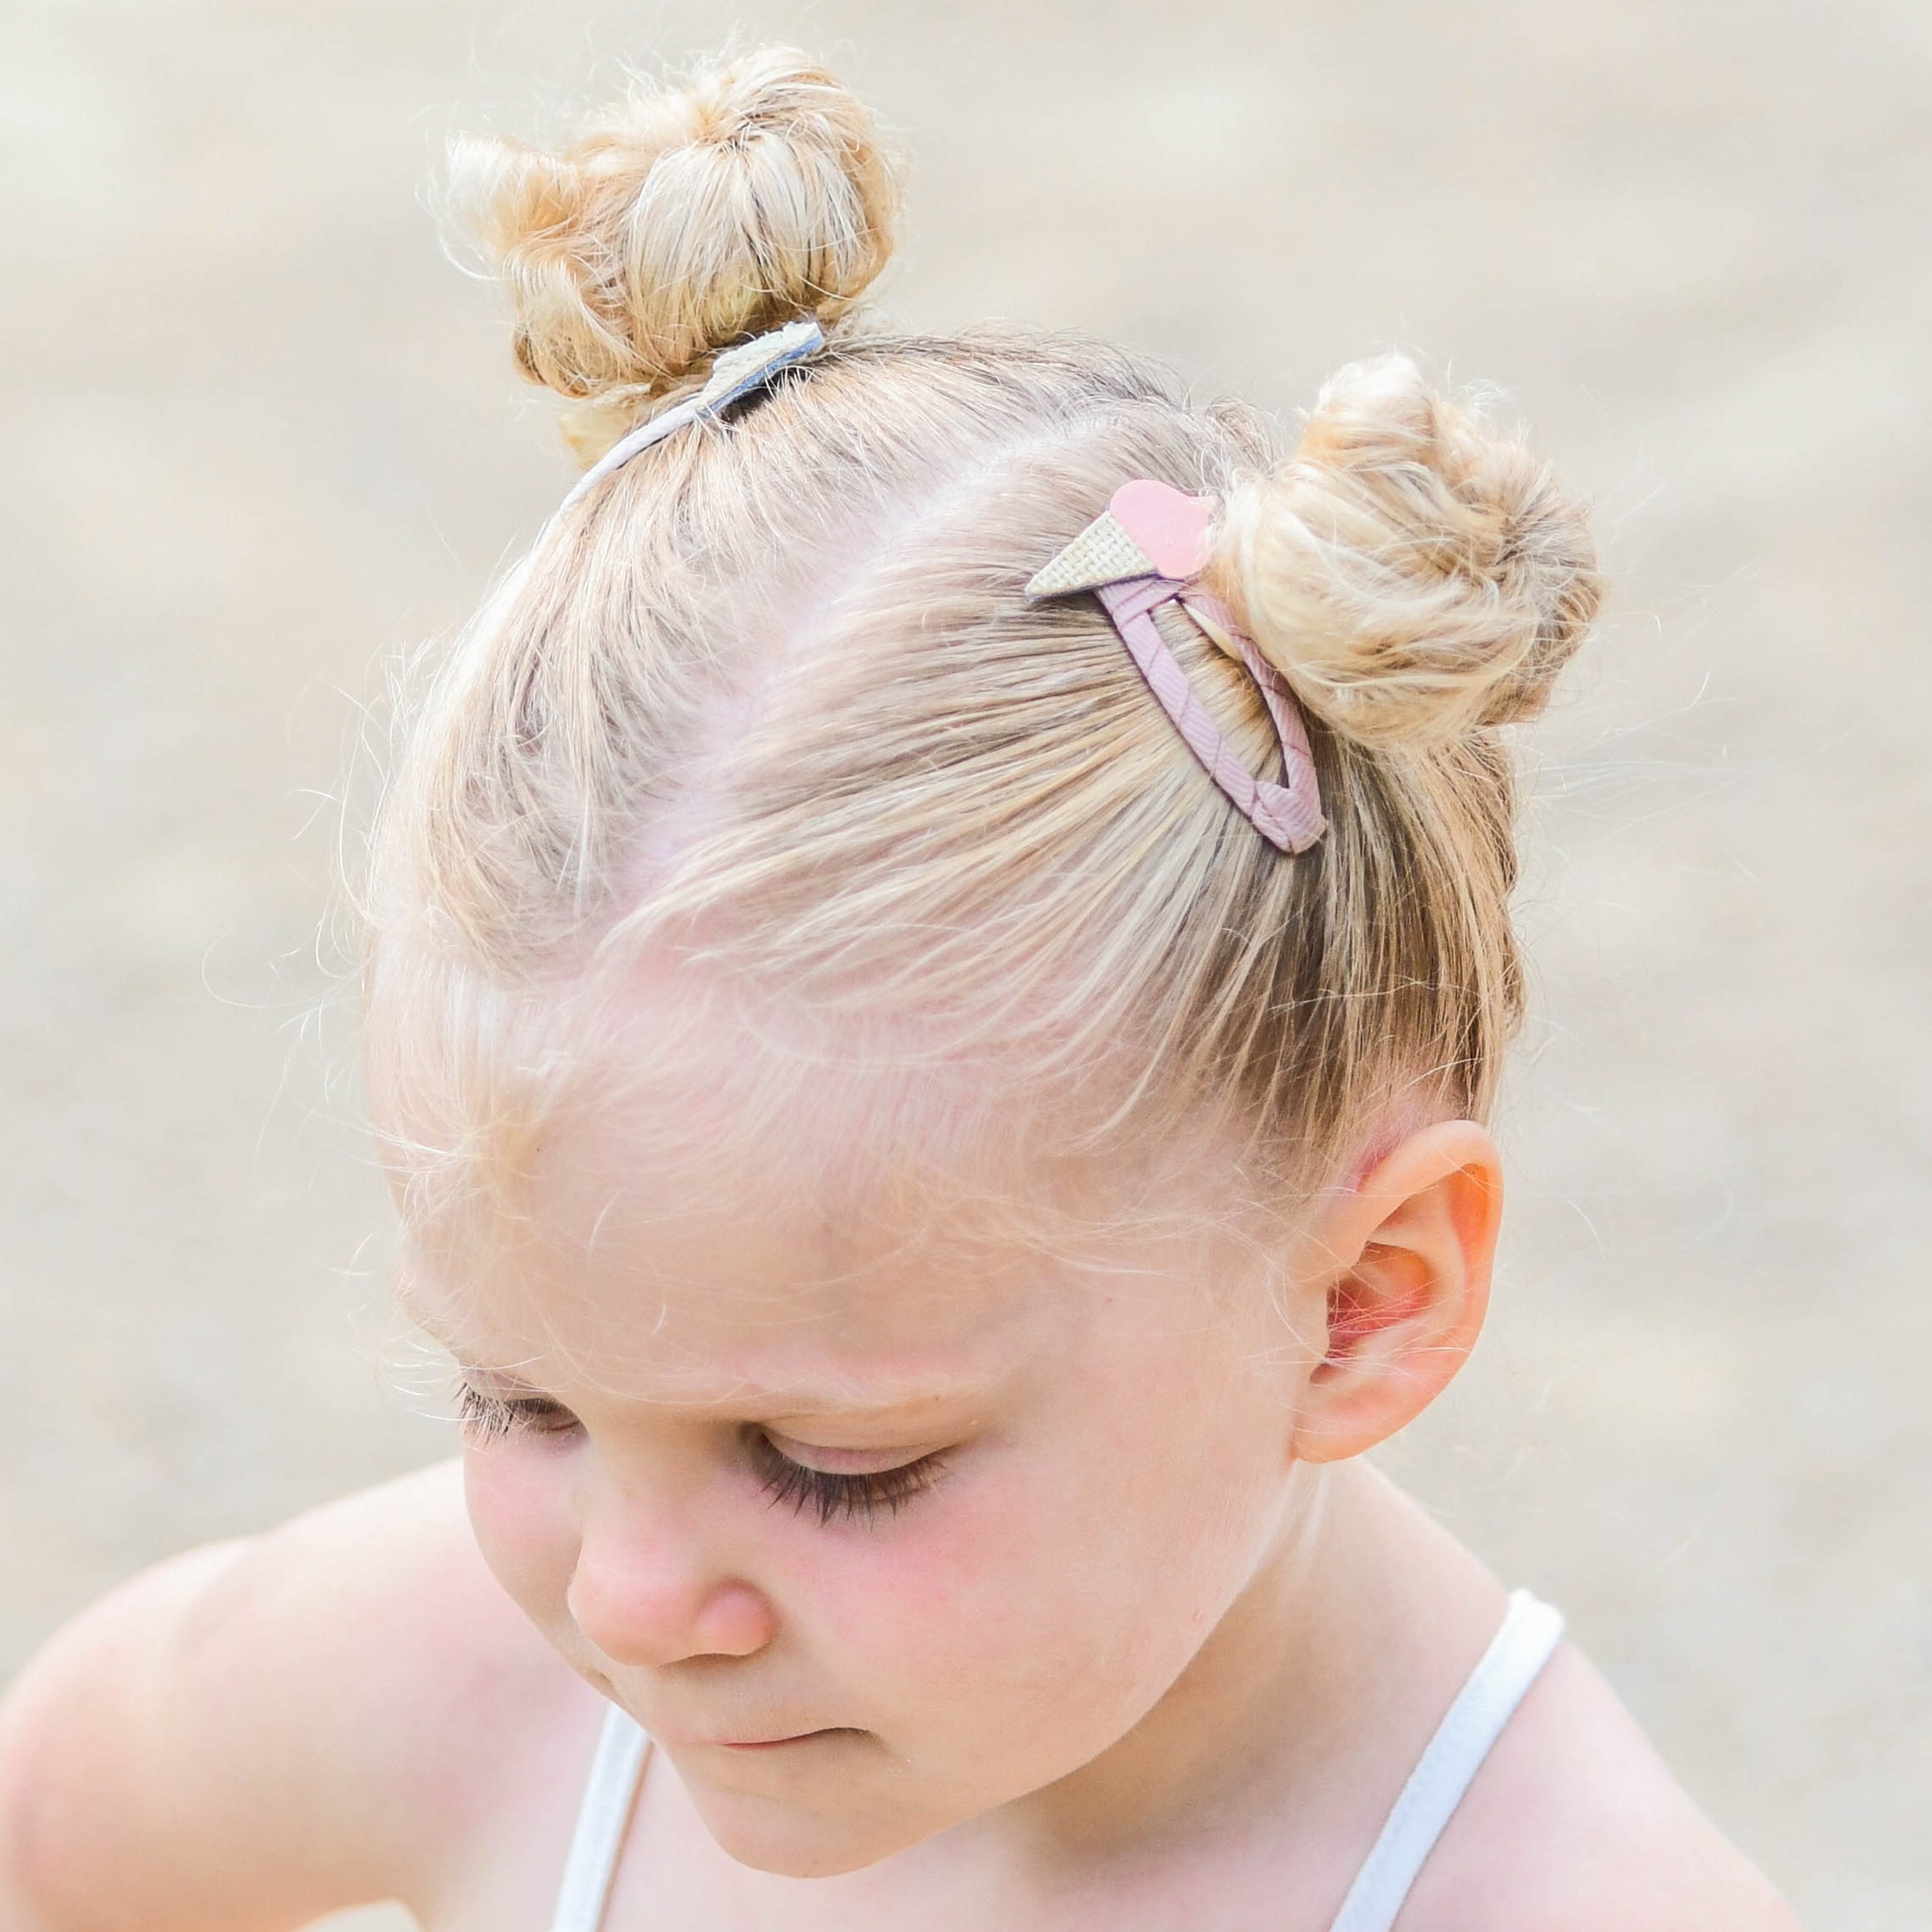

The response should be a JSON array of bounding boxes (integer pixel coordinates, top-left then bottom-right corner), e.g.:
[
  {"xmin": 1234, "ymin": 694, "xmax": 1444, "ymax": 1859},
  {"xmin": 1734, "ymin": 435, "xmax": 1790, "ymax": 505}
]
[
  {"xmin": 463, "ymin": 1443, "xmax": 580, "ymax": 1627},
  {"xmin": 787, "ymin": 1401, "xmax": 1282, "ymax": 1773}
]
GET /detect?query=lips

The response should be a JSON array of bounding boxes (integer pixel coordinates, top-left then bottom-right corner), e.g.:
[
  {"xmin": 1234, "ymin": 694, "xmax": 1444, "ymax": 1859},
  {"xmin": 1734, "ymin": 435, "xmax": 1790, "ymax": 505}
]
[{"xmin": 675, "ymin": 1724, "xmax": 865, "ymax": 1750}]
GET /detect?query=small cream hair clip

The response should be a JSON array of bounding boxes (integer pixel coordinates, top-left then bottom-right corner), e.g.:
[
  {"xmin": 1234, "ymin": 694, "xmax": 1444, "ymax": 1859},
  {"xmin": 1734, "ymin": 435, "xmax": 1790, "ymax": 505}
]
[
  {"xmin": 558, "ymin": 317, "xmax": 827, "ymax": 515},
  {"xmin": 1027, "ymin": 479, "xmax": 1327, "ymax": 855}
]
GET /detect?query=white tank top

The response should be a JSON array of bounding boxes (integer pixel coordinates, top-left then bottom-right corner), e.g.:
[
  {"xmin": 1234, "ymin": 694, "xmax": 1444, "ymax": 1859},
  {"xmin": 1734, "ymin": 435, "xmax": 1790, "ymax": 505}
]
[{"xmin": 550, "ymin": 1590, "xmax": 1563, "ymax": 1932}]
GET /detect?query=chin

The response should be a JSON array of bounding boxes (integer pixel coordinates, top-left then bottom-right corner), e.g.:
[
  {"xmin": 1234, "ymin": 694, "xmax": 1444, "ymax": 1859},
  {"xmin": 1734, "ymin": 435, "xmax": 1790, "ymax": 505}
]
[{"xmin": 679, "ymin": 1768, "xmax": 943, "ymax": 1879}]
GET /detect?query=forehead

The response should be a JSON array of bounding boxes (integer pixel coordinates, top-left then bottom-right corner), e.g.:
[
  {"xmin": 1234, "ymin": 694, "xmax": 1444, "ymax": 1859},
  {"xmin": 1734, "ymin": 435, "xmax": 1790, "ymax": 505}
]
[
  {"xmin": 400, "ymin": 1138, "xmax": 1203, "ymax": 1425},
  {"xmin": 391, "ymin": 1009, "xmax": 1242, "ymax": 1403}
]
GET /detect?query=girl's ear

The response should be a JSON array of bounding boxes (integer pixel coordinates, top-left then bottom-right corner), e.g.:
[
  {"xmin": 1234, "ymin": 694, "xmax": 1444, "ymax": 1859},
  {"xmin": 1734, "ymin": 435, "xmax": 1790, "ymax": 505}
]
[{"xmin": 1288, "ymin": 1121, "xmax": 1503, "ymax": 1464}]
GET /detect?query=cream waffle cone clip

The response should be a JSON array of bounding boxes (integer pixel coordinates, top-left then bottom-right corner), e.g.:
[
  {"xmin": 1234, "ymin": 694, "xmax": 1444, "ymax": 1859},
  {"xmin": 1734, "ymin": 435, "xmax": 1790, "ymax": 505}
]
[{"xmin": 1026, "ymin": 478, "xmax": 1217, "ymax": 599}]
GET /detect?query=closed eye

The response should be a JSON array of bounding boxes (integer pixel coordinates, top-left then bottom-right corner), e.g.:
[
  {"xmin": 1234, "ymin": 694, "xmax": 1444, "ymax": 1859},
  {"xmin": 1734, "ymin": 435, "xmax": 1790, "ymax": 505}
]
[
  {"xmin": 454, "ymin": 1384, "xmax": 952, "ymax": 1525},
  {"xmin": 746, "ymin": 1430, "xmax": 947, "ymax": 1525},
  {"xmin": 456, "ymin": 1382, "xmax": 580, "ymax": 1442}
]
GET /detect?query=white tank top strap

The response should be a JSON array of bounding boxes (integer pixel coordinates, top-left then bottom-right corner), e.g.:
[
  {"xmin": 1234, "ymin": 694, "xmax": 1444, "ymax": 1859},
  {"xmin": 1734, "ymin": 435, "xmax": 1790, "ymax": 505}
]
[
  {"xmin": 1325, "ymin": 1589, "xmax": 1565, "ymax": 1932},
  {"xmin": 546, "ymin": 1593, "xmax": 1561, "ymax": 1932},
  {"xmin": 548, "ymin": 1703, "xmax": 652, "ymax": 1932}
]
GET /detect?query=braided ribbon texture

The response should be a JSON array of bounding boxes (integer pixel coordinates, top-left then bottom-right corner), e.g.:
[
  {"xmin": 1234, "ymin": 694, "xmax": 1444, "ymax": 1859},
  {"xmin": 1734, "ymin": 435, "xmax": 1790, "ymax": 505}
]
[{"xmin": 1096, "ymin": 576, "xmax": 1326, "ymax": 855}]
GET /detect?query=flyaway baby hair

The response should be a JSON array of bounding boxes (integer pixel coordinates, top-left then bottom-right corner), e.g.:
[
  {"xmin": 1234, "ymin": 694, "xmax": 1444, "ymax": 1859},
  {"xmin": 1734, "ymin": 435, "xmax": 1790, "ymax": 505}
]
[{"xmin": 365, "ymin": 46, "xmax": 1604, "ymax": 1229}]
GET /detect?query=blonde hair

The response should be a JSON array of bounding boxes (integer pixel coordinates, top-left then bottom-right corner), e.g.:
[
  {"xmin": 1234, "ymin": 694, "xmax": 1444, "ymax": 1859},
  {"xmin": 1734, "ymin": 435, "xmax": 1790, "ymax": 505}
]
[{"xmin": 368, "ymin": 47, "xmax": 1604, "ymax": 1228}]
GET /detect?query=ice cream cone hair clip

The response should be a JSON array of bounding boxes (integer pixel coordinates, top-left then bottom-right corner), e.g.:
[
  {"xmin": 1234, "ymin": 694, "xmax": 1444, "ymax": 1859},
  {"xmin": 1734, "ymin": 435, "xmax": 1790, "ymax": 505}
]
[{"xmin": 1026, "ymin": 479, "xmax": 1327, "ymax": 855}]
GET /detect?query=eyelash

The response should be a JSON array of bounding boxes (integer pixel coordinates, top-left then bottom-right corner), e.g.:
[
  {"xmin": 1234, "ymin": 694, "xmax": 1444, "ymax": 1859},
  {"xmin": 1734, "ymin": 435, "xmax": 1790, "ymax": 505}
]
[
  {"xmin": 456, "ymin": 1385, "xmax": 576, "ymax": 1442},
  {"xmin": 453, "ymin": 1383, "xmax": 947, "ymax": 1525},
  {"xmin": 746, "ymin": 1432, "xmax": 947, "ymax": 1526}
]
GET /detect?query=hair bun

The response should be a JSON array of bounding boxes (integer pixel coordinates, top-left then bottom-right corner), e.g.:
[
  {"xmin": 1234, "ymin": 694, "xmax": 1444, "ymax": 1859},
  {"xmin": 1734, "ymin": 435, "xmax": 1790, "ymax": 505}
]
[
  {"xmin": 1213, "ymin": 354, "xmax": 1604, "ymax": 747},
  {"xmin": 449, "ymin": 47, "xmax": 899, "ymax": 456}
]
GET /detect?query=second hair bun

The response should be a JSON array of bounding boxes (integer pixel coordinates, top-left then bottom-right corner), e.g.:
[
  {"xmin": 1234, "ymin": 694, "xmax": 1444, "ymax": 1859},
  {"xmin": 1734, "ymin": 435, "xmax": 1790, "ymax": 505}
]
[
  {"xmin": 1215, "ymin": 356, "xmax": 1604, "ymax": 748},
  {"xmin": 452, "ymin": 48, "xmax": 899, "ymax": 454}
]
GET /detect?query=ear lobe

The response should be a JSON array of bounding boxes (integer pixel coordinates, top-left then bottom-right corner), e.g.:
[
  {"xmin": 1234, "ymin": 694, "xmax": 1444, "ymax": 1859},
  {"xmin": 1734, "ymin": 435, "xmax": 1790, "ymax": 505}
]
[{"xmin": 1290, "ymin": 1123, "xmax": 1503, "ymax": 1464}]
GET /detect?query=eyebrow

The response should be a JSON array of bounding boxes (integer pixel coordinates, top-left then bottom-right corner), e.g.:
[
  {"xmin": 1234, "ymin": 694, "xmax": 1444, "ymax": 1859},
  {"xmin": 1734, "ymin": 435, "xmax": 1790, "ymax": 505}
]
[{"xmin": 402, "ymin": 1287, "xmax": 989, "ymax": 1420}]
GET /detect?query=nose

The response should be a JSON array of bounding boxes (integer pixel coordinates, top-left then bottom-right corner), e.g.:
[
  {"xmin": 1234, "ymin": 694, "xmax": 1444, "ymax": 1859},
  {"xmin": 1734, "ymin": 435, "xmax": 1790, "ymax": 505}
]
[{"xmin": 566, "ymin": 1488, "xmax": 778, "ymax": 1670}]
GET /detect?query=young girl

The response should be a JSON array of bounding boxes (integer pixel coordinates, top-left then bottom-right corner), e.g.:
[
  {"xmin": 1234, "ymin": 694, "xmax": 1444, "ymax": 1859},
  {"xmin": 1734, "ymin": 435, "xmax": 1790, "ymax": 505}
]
[{"xmin": 0, "ymin": 47, "xmax": 1798, "ymax": 1932}]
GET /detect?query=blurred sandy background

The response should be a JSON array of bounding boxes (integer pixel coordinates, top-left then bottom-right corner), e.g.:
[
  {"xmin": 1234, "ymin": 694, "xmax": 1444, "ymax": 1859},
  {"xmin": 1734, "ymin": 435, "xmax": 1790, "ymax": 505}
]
[{"xmin": 2, "ymin": 1, "xmax": 1927, "ymax": 1925}]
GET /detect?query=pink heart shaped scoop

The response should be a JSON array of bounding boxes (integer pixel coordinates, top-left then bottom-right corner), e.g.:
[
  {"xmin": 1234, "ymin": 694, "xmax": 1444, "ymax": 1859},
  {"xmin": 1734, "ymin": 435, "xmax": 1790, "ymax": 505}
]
[{"xmin": 1109, "ymin": 478, "xmax": 1216, "ymax": 580}]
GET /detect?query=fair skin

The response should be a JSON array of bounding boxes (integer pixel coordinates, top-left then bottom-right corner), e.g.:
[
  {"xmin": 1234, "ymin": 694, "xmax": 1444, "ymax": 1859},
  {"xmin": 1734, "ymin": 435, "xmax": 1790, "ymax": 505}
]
[{"xmin": 0, "ymin": 1033, "xmax": 1798, "ymax": 1930}]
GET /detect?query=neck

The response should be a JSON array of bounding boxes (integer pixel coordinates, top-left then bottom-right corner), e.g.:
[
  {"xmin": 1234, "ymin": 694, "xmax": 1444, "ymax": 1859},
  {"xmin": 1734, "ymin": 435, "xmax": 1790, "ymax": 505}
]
[{"xmin": 980, "ymin": 1461, "xmax": 1506, "ymax": 1879}]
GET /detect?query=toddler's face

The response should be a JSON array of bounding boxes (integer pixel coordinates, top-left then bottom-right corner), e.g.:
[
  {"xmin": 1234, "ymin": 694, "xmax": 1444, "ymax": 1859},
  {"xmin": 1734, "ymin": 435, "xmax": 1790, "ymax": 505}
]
[{"xmin": 398, "ymin": 1048, "xmax": 1323, "ymax": 1878}]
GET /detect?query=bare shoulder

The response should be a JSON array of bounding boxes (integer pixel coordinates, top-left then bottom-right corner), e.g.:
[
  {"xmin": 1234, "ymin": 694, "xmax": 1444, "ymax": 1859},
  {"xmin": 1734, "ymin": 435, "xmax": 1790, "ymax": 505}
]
[
  {"xmin": 0, "ymin": 1461, "xmax": 599, "ymax": 1929},
  {"xmin": 1411, "ymin": 1639, "xmax": 1802, "ymax": 1932}
]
